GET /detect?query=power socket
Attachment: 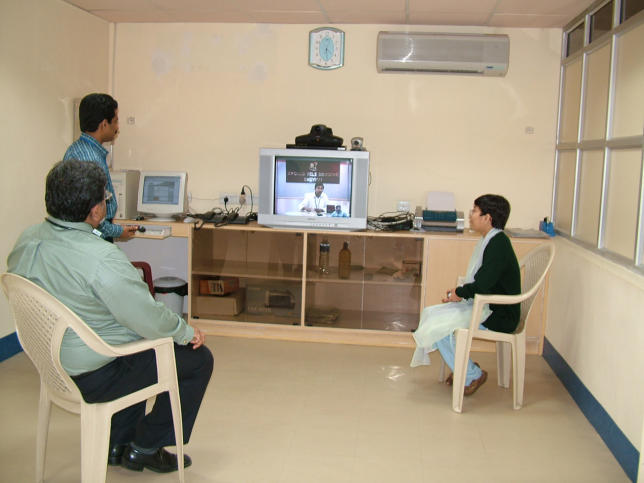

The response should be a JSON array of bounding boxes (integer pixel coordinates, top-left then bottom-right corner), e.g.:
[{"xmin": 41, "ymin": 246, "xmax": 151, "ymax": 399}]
[{"xmin": 219, "ymin": 193, "xmax": 239, "ymax": 205}]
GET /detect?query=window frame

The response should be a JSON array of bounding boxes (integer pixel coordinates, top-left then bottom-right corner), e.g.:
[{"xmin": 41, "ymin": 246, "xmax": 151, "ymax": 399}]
[{"xmin": 554, "ymin": 0, "xmax": 644, "ymax": 274}]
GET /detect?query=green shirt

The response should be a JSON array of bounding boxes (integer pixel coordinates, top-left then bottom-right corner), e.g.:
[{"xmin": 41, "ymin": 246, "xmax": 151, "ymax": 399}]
[{"xmin": 7, "ymin": 217, "xmax": 194, "ymax": 375}]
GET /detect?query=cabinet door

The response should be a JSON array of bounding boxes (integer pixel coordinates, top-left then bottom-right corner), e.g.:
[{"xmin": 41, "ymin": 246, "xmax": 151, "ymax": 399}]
[
  {"xmin": 304, "ymin": 233, "xmax": 423, "ymax": 332},
  {"xmin": 191, "ymin": 228, "xmax": 303, "ymax": 325},
  {"xmin": 425, "ymin": 238, "xmax": 477, "ymax": 306}
]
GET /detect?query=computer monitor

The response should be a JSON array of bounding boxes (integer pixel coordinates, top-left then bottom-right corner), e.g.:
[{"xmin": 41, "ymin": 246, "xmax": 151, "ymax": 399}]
[{"xmin": 137, "ymin": 171, "xmax": 188, "ymax": 221}]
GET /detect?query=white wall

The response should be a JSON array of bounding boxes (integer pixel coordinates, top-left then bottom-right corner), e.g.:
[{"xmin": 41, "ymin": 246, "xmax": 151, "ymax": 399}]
[
  {"xmin": 0, "ymin": 0, "xmax": 110, "ymax": 337},
  {"xmin": 111, "ymin": 24, "xmax": 561, "ymax": 227},
  {"xmin": 547, "ymin": 237, "xmax": 644, "ymax": 450}
]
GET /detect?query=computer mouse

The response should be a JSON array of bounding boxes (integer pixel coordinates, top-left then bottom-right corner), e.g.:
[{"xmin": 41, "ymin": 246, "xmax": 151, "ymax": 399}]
[{"xmin": 137, "ymin": 226, "xmax": 146, "ymax": 233}]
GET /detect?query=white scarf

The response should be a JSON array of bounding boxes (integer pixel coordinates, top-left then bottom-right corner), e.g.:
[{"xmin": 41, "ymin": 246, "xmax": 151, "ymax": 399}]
[{"xmin": 464, "ymin": 228, "xmax": 501, "ymax": 284}]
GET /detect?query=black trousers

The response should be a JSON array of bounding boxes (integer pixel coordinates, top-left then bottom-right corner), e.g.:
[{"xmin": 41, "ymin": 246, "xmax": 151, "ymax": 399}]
[{"xmin": 72, "ymin": 343, "xmax": 213, "ymax": 449}]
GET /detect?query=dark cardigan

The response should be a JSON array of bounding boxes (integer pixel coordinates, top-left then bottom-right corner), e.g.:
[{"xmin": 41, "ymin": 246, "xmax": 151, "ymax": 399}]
[{"xmin": 455, "ymin": 231, "xmax": 521, "ymax": 333}]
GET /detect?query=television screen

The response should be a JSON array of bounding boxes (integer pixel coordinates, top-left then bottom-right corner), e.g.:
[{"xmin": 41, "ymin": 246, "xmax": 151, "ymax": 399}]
[
  {"xmin": 142, "ymin": 176, "xmax": 181, "ymax": 205},
  {"xmin": 258, "ymin": 148, "xmax": 369, "ymax": 231},
  {"xmin": 273, "ymin": 156, "xmax": 353, "ymax": 218}
]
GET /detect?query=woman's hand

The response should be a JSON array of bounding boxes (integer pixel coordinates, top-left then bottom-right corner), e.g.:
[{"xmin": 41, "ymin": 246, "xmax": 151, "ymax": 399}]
[{"xmin": 442, "ymin": 288, "xmax": 463, "ymax": 303}]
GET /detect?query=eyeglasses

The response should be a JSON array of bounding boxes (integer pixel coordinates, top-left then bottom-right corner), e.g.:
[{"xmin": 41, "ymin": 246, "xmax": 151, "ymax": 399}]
[{"xmin": 104, "ymin": 190, "xmax": 113, "ymax": 201}]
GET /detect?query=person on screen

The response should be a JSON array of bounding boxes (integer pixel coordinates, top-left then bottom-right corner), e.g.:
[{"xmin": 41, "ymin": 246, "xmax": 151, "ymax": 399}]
[
  {"xmin": 330, "ymin": 205, "xmax": 348, "ymax": 217},
  {"xmin": 410, "ymin": 194, "xmax": 520, "ymax": 397},
  {"xmin": 298, "ymin": 181, "xmax": 329, "ymax": 215},
  {"xmin": 63, "ymin": 93, "xmax": 138, "ymax": 242}
]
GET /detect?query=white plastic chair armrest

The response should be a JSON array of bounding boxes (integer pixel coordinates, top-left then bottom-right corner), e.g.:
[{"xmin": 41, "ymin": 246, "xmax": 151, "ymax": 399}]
[
  {"xmin": 468, "ymin": 293, "xmax": 528, "ymax": 331},
  {"xmin": 100, "ymin": 337, "xmax": 175, "ymax": 357},
  {"xmin": 68, "ymin": 319, "xmax": 175, "ymax": 358}
]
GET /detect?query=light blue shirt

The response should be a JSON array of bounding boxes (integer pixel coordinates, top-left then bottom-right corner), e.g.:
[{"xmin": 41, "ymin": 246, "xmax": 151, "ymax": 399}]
[
  {"xmin": 63, "ymin": 133, "xmax": 122, "ymax": 239},
  {"xmin": 7, "ymin": 217, "xmax": 194, "ymax": 375}
]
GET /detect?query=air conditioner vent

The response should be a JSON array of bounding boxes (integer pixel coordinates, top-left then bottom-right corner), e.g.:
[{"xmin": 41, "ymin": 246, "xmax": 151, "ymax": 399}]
[{"xmin": 377, "ymin": 32, "xmax": 510, "ymax": 76}]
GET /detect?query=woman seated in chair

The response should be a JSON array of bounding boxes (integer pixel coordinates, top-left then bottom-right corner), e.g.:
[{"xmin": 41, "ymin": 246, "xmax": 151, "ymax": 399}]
[{"xmin": 411, "ymin": 194, "xmax": 520, "ymax": 396}]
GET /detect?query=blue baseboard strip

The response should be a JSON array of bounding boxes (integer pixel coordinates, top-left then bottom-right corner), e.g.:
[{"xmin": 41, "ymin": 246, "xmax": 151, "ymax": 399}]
[
  {"xmin": 0, "ymin": 332, "xmax": 23, "ymax": 363},
  {"xmin": 543, "ymin": 337, "xmax": 639, "ymax": 482}
]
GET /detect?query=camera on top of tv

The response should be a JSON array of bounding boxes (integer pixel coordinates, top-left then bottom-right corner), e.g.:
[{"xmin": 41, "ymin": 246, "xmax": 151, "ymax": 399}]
[{"xmin": 287, "ymin": 124, "xmax": 344, "ymax": 149}]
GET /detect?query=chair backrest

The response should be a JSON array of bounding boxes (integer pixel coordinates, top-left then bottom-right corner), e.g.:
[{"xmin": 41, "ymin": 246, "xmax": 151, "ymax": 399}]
[
  {"xmin": 516, "ymin": 243, "xmax": 556, "ymax": 331},
  {"xmin": 1, "ymin": 273, "xmax": 84, "ymax": 410},
  {"xmin": 131, "ymin": 261, "xmax": 155, "ymax": 296}
]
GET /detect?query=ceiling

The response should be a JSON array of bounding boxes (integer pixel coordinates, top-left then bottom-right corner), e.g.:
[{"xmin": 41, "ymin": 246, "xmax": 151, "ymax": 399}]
[{"xmin": 61, "ymin": 0, "xmax": 596, "ymax": 28}]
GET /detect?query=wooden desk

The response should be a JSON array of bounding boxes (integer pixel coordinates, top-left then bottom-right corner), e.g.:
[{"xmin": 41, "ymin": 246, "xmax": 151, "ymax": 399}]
[{"xmin": 117, "ymin": 219, "xmax": 192, "ymax": 238}]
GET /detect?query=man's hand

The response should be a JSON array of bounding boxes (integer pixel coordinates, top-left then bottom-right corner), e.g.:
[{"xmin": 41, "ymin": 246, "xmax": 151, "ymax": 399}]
[
  {"xmin": 117, "ymin": 224, "xmax": 139, "ymax": 241},
  {"xmin": 190, "ymin": 327, "xmax": 206, "ymax": 349}
]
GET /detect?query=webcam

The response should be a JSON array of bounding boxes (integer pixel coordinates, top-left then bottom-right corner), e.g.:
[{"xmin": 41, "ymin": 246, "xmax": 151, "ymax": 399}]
[{"xmin": 351, "ymin": 137, "xmax": 364, "ymax": 151}]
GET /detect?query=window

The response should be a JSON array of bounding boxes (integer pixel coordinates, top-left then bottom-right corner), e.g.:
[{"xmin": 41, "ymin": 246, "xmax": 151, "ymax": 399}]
[
  {"xmin": 554, "ymin": 2, "xmax": 644, "ymax": 271},
  {"xmin": 621, "ymin": 0, "xmax": 644, "ymax": 21},
  {"xmin": 590, "ymin": 1, "xmax": 614, "ymax": 43},
  {"xmin": 566, "ymin": 23, "xmax": 585, "ymax": 57}
]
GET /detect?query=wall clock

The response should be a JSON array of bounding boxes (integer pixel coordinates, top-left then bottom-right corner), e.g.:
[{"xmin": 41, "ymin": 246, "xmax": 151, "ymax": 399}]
[{"xmin": 309, "ymin": 27, "xmax": 345, "ymax": 70}]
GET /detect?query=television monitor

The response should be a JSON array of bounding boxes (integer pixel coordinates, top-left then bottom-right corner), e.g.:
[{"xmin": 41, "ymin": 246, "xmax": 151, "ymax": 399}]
[
  {"xmin": 137, "ymin": 171, "xmax": 188, "ymax": 221},
  {"xmin": 258, "ymin": 148, "xmax": 370, "ymax": 231}
]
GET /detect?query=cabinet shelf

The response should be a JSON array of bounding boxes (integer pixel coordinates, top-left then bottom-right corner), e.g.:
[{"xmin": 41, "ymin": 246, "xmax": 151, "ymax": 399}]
[
  {"xmin": 192, "ymin": 260, "xmax": 302, "ymax": 281},
  {"xmin": 305, "ymin": 267, "xmax": 420, "ymax": 286},
  {"xmin": 193, "ymin": 312, "xmax": 299, "ymax": 325},
  {"xmin": 305, "ymin": 309, "xmax": 418, "ymax": 332}
]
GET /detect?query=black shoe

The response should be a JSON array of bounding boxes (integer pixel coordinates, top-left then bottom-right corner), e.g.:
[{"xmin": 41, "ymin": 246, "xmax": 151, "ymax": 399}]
[
  {"xmin": 108, "ymin": 444, "xmax": 126, "ymax": 466},
  {"xmin": 121, "ymin": 445, "xmax": 192, "ymax": 473}
]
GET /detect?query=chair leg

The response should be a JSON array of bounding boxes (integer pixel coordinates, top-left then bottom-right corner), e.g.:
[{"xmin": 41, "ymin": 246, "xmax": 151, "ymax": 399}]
[
  {"xmin": 36, "ymin": 384, "xmax": 51, "ymax": 483},
  {"xmin": 438, "ymin": 357, "xmax": 446, "ymax": 382},
  {"xmin": 496, "ymin": 341, "xmax": 511, "ymax": 388},
  {"xmin": 168, "ymin": 386, "xmax": 185, "ymax": 483},
  {"xmin": 451, "ymin": 329, "xmax": 470, "ymax": 413},
  {"xmin": 513, "ymin": 335, "xmax": 526, "ymax": 409},
  {"xmin": 80, "ymin": 405, "xmax": 110, "ymax": 483}
]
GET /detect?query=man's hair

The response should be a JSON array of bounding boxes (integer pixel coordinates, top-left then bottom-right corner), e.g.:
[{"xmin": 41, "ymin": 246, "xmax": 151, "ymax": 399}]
[
  {"xmin": 314, "ymin": 181, "xmax": 324, "ymax": 189},
  {"xmin": 474, "ymin": 194, "xmax": 511, "ymax": 229},
  {"xmin": 46, "ymin": 160, "xmax": 106, "ymax": 222},
  {"xmin": 79, "ymin": 93, "xmax": 118, "ymax": 132}
]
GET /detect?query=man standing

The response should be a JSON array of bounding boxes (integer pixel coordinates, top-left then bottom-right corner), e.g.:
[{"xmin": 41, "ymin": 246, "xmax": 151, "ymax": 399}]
[
  {"xmin": 64, "ymin": 93, "xmax": 137, "ymax": 241},
  {"xmin": 8, "ymin": 160, "xmax": 213, "ymax": 473},
  {"xmin": 298, "ymin": 181, "xmax": 328, "ymax": 215}
]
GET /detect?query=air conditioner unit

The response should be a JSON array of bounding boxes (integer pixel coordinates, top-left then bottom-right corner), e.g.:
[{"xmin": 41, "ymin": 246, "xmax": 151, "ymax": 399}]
[{"xmin": 376, "ymin": 32, "xmax": 509, "ymax": 76}]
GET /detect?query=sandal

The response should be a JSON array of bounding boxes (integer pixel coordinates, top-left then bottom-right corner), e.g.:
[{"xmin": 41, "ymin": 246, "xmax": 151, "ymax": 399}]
[{"xmin": 444, "ymin": 362, "xmax": 480, "ymax": 386}]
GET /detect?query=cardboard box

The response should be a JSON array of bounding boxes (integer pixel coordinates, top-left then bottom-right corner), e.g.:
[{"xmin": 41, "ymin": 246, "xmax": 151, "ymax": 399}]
[
  {"xmin": 195, "ymin": 288, "xmax": 245, "ymax": 316},
  {"xmin": 199, "ymin": 277, "xmax": 239, "ymax": 296}
]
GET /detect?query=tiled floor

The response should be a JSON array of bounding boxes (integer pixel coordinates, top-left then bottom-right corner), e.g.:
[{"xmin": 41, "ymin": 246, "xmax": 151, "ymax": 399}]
[{"xmin": 0, "ymin": 336, "xmax": 629, "ymax": 482}]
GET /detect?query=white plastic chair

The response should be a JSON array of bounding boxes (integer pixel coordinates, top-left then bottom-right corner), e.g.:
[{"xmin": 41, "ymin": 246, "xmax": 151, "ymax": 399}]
[
  {"xmin": 442, "ymin": 242, "xmax": 555, "ymax": 413},
  {"xmin": 0, "ymin": 273, "xmax": 185, "ymax": 483}
]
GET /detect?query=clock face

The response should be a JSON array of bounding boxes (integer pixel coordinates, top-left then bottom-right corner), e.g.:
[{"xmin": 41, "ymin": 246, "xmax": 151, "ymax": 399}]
[{"xmin": 309, "ymin": 27, "xmax": 344, "ymax": 70}]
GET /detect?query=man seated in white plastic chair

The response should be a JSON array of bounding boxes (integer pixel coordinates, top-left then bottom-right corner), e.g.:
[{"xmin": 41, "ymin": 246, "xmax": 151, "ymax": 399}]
[
  {"xmin": 410, "ymin": 194, "xmax": 521, "ymax": 396},
  {"xmin": 7, "ymin": 160, "xmax": 213, "ymax": 474}
]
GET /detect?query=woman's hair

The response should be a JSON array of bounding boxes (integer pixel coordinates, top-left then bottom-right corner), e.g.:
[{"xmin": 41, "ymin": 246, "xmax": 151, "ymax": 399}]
[
  {"xmin": 474, "ymin": 194, "xmax": 511, "ymax": 229},
  {"xmin": 45, "ymin": 160, "xmax": 106, "ymax": 222}
]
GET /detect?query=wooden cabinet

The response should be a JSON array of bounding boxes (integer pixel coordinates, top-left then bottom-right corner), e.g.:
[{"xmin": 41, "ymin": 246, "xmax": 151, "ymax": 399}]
[{"xmin": 188, "ymin": 223, "xmax": 551, "ymax": 353}]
